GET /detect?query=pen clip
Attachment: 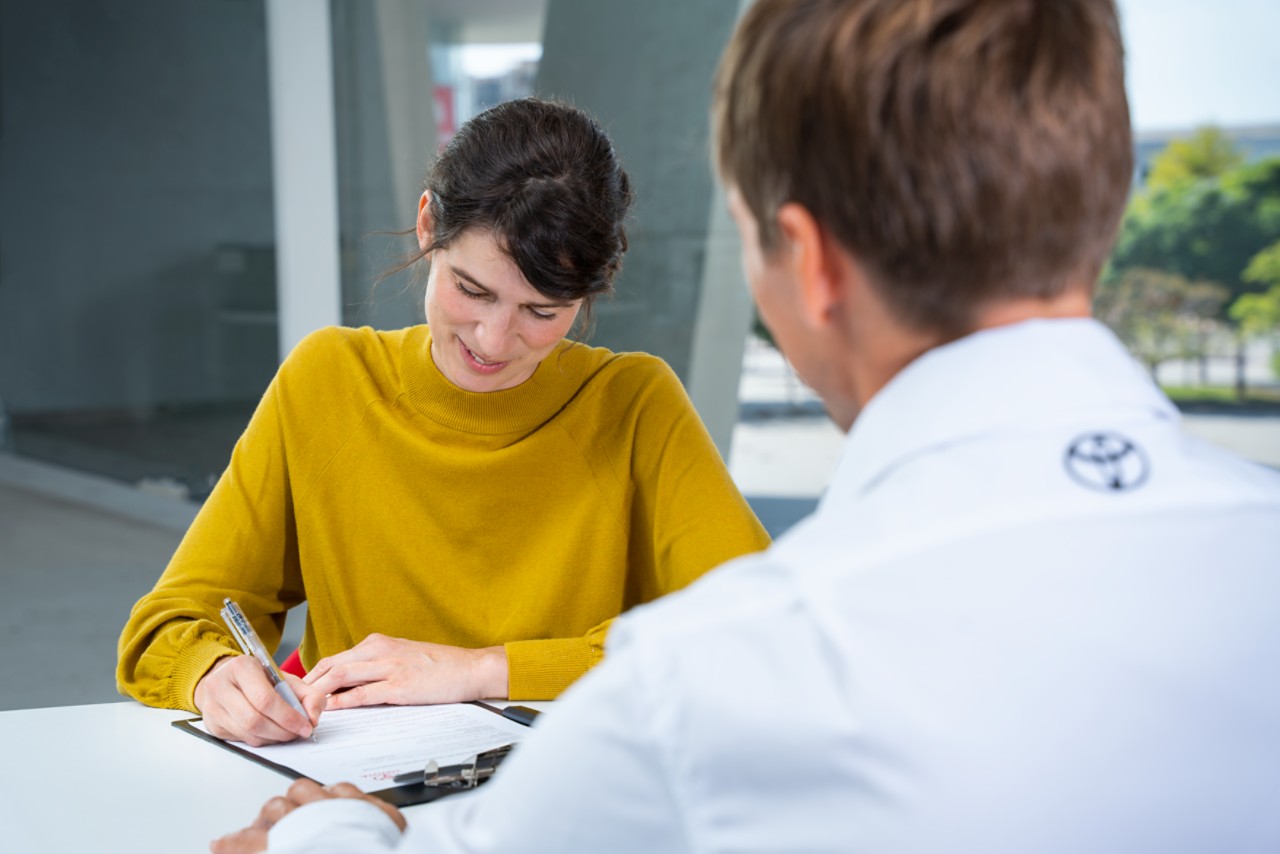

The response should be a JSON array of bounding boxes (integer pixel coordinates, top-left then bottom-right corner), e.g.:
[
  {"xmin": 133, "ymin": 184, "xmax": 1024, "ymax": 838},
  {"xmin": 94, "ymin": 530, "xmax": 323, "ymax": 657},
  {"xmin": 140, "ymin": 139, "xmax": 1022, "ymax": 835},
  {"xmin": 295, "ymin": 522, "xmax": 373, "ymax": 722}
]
[{"xmin": 219, "ymin": 598, "xmax": 289, "ymax": 691}]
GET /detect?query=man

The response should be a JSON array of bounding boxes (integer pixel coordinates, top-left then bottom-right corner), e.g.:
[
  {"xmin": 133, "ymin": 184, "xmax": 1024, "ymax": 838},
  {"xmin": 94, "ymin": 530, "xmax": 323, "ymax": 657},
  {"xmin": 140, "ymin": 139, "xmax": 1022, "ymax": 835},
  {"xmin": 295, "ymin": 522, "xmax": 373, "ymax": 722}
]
[{"xmin": 216, "ymin": 0, "xmax": 1280, "ymax": 850}]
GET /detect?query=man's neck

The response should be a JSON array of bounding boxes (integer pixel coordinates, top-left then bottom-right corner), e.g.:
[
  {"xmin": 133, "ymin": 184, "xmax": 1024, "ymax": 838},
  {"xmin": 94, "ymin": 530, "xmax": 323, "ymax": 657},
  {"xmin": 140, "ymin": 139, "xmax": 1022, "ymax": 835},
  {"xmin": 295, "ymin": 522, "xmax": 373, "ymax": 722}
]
[
  {"xmin": 840, "ymin": 288, "xmax": 1094, "ymax": 428},
  {"xmin": 971, "ymin": 289, "xmax": 1092, "ymax": 332}
]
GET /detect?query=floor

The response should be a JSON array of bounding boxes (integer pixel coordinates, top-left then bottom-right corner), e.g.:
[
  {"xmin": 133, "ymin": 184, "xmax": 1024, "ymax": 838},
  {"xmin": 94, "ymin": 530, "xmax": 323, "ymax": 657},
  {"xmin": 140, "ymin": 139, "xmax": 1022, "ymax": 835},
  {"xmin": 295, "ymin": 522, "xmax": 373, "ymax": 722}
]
[{"xmin": 0, "ymin": 478, "xmax": 187, "ymax": 710}]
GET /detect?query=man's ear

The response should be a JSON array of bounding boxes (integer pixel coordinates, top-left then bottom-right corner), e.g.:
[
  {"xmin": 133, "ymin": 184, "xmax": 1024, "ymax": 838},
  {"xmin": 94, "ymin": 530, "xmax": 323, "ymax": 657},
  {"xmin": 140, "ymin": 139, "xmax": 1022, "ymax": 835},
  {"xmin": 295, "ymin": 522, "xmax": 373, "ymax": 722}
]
[
  {"xmin": 775, "ymin": 203, "xmax": 840, "ymax": 331},
  {"xmin": 416, "ymin": 191, "xmax": 433, "ymax": 252}
]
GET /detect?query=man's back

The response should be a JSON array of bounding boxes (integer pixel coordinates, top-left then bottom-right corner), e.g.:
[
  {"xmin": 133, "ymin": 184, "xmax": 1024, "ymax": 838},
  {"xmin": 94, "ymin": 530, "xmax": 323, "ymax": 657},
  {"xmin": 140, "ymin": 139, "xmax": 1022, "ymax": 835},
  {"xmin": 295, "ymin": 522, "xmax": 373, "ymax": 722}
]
[
  {"xmin": 608, "ymin": 319, "xmax": 1280, "ymax": 851},
  {"xmin": 245, "ymin": 321, "xmax": 1280, "ymax": 854}
]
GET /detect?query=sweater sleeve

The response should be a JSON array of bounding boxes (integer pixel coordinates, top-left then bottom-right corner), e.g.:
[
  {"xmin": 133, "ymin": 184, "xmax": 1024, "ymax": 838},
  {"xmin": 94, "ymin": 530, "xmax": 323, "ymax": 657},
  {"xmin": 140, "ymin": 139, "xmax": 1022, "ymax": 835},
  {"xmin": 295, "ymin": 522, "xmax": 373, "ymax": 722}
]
[
  {"xmin": 115, "ymin": 336, "xmax": 322, "ymax": 712},
  {"xmin": 504, "ymin": 623, "xmax": 611, "ymax": 700},
  {"xmin": 503, "ymin": 359, "xmax": 771, "ymax": 701},
  {"xmin": 621, "ymin": 357, "xmax": 771, "ymax": 600}
]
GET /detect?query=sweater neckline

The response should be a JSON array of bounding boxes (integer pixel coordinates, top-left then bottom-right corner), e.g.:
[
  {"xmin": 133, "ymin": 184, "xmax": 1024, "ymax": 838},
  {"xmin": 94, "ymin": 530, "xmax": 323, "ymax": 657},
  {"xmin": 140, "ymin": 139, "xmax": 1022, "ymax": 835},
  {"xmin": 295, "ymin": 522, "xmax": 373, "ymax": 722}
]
[{"xmin": 400, "ymin": 325, "xmax": 592, "ymax": 435}]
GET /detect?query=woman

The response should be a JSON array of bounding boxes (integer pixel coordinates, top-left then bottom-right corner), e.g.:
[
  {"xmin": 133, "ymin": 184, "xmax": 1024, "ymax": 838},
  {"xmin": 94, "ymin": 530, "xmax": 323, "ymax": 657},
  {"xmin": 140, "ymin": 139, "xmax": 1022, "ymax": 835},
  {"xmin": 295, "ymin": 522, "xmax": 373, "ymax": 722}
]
[{"xmin": 116, "ymin": 98, "xmax": 769, "ymax": 746}]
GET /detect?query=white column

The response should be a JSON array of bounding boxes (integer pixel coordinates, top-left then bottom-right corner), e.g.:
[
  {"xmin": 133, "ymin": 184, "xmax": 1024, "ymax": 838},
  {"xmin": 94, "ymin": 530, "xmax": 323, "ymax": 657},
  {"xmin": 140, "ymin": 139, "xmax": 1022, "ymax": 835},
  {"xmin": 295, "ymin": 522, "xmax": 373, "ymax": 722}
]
[
  {"xmin": 266, "ymin": 0, "xmax": 343, "ymax": 360},
  {"xmin": 684, "ymin": 0, "xmax": 757, "ymax": 458},
  {"xmin": 686, "ymin": 190, "xmax": 754, "ymax": 459},
  {"xmin": 373, "ymin": 0, "xmax": 436, "ymax": 226}
]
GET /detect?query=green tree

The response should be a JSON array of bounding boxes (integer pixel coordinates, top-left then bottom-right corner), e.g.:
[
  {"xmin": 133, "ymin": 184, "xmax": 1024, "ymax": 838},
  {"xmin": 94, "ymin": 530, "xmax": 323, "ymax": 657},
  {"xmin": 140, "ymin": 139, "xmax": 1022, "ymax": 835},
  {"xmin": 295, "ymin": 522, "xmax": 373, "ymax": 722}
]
[
  {"xmin": 1108, "ymin": 134, "xmax": 1280, "ymax": 395},
  {"xmin": 1230, "ymin": 240, "xmax": 1280, "ymax": 379},
  {"xmin": 1241, "ymin": 239, "xmax": 1280, "ymax": 292},
  {"xmin": 1112, "ymin": 157, "xmax": 1280, "ymax": 308},
  {"xmin": 1094, "ymin": 267, "xmax": 1228, "ymax": 380},
  {"xmin": 1144, "ymin": 126, "xmax": 1245, "ymax": 192}
]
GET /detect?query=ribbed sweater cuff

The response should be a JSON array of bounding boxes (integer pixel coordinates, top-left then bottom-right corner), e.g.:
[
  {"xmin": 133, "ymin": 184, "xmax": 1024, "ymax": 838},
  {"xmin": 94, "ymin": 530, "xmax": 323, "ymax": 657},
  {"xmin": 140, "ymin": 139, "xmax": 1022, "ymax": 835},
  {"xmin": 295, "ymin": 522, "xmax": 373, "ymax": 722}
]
[
  {"xmin": 170, "ymin": 641, "xmax": 239, "ymax": 712},
  {"xmin": 504, "ymin": 637, "xmax": 598, "ymax": 700}
]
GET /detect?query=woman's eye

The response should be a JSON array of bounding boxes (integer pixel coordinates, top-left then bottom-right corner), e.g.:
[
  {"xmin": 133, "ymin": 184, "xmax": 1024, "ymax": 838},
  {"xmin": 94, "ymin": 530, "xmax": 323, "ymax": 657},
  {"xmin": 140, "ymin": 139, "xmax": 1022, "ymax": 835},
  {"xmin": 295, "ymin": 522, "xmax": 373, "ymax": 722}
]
[
  {"xmin": 529, "ymin": 308, "xmax": 556, "ymax": 321},
  {"xmin": 455, "ymin": 281, "xmax": 485, "ymax": 299}
]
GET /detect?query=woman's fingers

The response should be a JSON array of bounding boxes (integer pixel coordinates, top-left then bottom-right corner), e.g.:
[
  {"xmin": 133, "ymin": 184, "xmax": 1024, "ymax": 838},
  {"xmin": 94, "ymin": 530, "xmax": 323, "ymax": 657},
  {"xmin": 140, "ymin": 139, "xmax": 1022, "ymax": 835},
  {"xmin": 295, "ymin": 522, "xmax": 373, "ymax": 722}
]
[
  {"xmin": 301, "ymin": 635, "xmax": 510, "ymax": 707},
  {"xmin": 226, "ymin": 660, "xmax": 316, "ymax": 743},
  {"xmin": 303, "ymin": 659, "xmax": 389, "ymax": 699},
  {"xmin": 321, "ymin": 680, "xmax": 392, "ymax": 710},
  {"xmin": 197, "ymin": 655, "xmax": 315, "ymax": 745},
  {"xmin": 284, "ymin": 672, "xmax": 327, "ymax": 725},
  {"xmin": 304, "ymin": 633, "xmax": 391, "ymax": 686}
]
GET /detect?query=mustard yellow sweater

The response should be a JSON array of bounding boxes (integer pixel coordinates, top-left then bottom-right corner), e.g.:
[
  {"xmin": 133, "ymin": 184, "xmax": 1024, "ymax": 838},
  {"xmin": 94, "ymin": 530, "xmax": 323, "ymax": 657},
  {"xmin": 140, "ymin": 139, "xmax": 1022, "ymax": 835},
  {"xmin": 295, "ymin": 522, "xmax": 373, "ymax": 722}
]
[{"xmin": 117, "ymin": 325, "xmax": 769, "ymax": 709}]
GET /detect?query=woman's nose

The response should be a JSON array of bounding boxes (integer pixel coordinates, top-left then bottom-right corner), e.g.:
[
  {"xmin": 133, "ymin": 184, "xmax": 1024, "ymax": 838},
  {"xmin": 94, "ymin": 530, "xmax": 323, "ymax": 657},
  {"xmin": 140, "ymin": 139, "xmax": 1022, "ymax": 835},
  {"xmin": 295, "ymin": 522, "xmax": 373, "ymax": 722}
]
[{"xmin": 474, "ymin": 310, "xmax": 516, "ymax": 357}]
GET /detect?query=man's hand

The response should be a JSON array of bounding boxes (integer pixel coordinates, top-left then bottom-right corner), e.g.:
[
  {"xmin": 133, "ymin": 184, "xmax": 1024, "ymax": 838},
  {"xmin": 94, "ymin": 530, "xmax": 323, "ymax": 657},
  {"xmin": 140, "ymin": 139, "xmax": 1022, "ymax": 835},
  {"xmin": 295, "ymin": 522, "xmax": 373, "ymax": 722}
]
[
  {"xmin": 194, "ymin": 656, "xmax": 326, "ymax": 746},
  {"xmin": 304, "ymin": 633, "xmax": 509, "ymax": 709},
  {"xmin": 209, "ymin": 779, "xmax": 406, "ymax": 854}
]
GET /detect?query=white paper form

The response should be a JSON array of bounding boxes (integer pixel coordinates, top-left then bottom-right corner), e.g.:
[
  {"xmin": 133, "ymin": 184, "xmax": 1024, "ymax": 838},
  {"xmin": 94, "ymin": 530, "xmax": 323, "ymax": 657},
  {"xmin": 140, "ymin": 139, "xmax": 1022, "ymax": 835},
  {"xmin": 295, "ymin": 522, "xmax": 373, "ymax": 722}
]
[{"xmin": 193, "ymin": 704, "xmax": 529, "ymax": 792}]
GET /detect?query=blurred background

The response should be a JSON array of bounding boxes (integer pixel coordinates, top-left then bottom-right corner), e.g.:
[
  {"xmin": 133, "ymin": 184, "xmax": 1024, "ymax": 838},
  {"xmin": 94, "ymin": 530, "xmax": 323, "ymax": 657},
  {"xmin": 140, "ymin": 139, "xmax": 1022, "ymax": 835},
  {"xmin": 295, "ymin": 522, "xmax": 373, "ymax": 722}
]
[{"xmin": 1, "ymin": 0, "xmax": 1277, "ymax": 712}]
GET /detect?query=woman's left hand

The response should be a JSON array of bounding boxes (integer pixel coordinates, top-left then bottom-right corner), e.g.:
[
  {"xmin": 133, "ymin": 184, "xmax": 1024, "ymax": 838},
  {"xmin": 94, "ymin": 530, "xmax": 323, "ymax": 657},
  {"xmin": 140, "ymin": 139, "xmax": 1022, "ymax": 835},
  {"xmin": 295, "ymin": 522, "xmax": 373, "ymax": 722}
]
[{"xmin": 303, "ymin": 633, "xmax": 509, "ymax": 709}]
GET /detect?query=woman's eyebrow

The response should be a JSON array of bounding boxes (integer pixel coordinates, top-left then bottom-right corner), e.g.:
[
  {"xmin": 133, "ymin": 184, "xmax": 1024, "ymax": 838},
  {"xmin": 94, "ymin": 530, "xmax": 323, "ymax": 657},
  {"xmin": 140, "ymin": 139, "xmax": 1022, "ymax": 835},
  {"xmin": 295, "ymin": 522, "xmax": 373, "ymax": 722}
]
[
  {"xmin": 527, "ymin": 297, "xmax": 575, "ymax": 309},
  {"xmin": 449, "ymin": 264, "xmax": 490, "ymax": 292}
]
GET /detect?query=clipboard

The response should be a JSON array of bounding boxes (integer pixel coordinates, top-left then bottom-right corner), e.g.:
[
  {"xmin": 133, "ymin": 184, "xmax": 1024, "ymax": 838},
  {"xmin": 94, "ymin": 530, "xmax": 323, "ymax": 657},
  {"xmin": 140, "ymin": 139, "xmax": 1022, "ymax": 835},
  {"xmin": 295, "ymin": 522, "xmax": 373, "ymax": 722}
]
[{"xmin": 173, "ymin": 701, "xmax": 533, "ymax": 808}]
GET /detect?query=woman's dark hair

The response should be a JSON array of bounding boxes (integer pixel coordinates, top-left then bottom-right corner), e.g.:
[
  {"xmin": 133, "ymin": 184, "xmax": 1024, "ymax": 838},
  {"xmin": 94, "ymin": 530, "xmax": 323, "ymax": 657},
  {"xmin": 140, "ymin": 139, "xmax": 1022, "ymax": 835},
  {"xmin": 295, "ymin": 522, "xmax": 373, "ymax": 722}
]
[{"xmin": 419, "ymin": 98, "xmax": 633, "ymax": 323}]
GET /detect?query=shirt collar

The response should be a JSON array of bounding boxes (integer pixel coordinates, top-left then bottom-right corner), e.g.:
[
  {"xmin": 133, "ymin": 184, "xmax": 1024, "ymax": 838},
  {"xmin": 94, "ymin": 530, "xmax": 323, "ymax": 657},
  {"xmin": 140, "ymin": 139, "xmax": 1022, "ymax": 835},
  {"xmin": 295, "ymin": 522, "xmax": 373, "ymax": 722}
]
[{"xmin": 821, "ymin": 318, "xmax": 1179, "ymax": 507}]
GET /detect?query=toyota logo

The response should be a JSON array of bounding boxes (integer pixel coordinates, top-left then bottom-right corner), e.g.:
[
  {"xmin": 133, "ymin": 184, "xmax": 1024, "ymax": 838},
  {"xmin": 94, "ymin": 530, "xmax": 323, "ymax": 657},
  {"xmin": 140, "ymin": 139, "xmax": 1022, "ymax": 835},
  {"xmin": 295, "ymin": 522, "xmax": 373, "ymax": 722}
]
[{"xmin": 1064, "ymin": 432, "xmax": 1150, "ymax": 492}]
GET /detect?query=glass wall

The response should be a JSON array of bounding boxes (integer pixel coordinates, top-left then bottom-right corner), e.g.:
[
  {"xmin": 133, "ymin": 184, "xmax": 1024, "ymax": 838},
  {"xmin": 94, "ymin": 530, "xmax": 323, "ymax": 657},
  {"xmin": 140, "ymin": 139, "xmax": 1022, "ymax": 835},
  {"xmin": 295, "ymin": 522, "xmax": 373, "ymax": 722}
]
[
  {"xmin": 0, "ymin": 0, "xmax": 279, "ymax": 499},
  {"xmin": 0, "ymin": 0, "xmax": 550, "ymax": 499}
]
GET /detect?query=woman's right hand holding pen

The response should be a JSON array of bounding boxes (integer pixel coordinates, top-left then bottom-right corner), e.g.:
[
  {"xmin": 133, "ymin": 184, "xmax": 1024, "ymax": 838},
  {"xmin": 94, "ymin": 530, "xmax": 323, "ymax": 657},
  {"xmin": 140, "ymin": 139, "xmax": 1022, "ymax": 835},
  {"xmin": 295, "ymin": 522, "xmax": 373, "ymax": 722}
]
[{"xmin": 194, "ymin": 655, "xmax": 327, "ymax": 747}]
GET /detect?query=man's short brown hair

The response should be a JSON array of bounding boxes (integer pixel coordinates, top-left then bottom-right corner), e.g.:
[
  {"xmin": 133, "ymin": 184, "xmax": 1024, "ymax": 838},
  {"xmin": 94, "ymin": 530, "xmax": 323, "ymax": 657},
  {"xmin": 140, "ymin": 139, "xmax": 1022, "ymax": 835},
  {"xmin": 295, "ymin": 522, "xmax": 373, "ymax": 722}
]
[{"xmin": 714, "ymin": 0, "xmax": 1133, "ymax": 335}]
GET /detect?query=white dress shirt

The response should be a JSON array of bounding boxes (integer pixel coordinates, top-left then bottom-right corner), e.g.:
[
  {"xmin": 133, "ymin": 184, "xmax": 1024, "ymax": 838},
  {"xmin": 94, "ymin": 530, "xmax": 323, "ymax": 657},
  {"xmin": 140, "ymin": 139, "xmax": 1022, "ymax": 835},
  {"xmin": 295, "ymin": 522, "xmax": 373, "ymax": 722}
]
[{"xmin": 267, "ymin": 319, "xmax": 1280, "ymax": 853}]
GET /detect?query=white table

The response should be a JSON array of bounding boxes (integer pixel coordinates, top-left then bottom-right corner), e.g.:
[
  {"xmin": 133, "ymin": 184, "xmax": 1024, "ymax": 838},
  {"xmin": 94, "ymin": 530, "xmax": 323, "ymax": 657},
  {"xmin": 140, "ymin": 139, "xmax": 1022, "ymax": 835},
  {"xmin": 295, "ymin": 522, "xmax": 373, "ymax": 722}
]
[{"xmin": 0, "ymin": 700, "xmax": 551, "ymax": 854}]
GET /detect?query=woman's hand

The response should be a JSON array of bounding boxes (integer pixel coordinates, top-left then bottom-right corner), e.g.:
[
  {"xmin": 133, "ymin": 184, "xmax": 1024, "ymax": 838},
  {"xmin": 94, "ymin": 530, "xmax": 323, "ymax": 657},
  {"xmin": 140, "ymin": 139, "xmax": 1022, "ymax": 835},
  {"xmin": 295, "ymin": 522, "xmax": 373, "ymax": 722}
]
[
  {"xmin": 194, "ymin": 656, "xmax": 326, "ymax": 746},
  {"xmin": 209, "ymin": 778, "xmax": 406, "ymax": 854},
  {"xmin": 303, "ymin": 633, "xmax": 509, "ymax": 709}
]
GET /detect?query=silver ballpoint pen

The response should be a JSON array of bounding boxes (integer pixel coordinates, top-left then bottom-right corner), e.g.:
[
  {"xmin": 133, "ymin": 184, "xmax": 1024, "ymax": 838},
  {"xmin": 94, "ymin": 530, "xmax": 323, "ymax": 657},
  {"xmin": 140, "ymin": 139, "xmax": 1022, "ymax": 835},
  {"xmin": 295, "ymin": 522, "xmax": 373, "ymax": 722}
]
[{"xmin": 219, "ymin": 597, "xmax": 316, "ymax": 741}]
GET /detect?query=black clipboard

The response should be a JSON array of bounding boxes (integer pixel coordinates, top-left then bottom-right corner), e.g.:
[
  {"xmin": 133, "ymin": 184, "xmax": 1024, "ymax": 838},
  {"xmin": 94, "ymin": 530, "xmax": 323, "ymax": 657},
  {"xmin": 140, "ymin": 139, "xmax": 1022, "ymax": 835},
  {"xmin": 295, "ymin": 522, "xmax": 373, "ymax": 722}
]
[{"xmin": 172, "ymin": 701, "xmax": 531, "ymax": 807}]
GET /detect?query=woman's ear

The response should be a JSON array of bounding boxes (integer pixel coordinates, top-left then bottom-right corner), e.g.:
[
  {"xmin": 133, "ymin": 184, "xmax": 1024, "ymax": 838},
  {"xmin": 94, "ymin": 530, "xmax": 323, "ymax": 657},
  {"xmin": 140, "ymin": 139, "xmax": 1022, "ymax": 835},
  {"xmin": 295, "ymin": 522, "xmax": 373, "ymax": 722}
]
[
  {"xmin": 775, "ymin": 203, "xmax": 840, "ymax": 331},
  {"xmin": 416, "ymin": 191, "xmax": 434, "ymax": 252}
]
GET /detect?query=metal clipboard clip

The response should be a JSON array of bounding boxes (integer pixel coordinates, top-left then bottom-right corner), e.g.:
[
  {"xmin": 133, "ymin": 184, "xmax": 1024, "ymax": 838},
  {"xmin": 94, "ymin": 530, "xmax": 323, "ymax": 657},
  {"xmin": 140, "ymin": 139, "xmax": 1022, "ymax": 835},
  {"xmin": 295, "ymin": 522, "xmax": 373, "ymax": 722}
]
[{"xmin": 393, "ymin": 743, "xmax": 515, "ymax": 789}]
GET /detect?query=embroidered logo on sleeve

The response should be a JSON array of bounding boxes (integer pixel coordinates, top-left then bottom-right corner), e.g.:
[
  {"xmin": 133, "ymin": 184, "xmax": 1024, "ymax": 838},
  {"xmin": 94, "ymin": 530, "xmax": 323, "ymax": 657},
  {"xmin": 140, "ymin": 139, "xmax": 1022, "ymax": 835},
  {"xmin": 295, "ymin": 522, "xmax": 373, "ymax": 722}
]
[{"xmin": 1064, "ymin": 432, "xmax": 1150, "ymax": 492}]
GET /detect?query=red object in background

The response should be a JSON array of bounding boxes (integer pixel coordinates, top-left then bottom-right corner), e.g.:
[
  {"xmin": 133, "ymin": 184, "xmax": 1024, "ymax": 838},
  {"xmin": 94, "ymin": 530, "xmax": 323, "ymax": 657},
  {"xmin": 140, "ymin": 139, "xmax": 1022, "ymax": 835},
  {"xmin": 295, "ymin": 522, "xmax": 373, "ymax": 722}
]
[
  {"xmin": 281, "ymin": 648, "xmax": 307, "ymax": 678},
  {"xmin": 435, "ymin": 85, "xmax": 456, "ymax": 148}
]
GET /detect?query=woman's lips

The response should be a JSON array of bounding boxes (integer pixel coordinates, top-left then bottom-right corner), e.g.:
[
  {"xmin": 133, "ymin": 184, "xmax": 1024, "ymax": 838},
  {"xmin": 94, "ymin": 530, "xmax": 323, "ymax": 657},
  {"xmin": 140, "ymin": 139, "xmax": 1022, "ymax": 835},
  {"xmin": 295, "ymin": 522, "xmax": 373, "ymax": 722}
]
[{"xmin": 458, "ymin": 337, "xmax": 509, "ymax": 374}]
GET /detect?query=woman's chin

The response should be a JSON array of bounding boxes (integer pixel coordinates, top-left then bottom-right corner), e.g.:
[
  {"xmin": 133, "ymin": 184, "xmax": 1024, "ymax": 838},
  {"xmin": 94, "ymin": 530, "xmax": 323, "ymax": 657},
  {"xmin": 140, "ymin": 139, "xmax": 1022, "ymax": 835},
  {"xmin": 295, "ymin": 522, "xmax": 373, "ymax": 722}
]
[{"xmin": 447, "ymin": 363, "xmax": 535, "ymax": 393}]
